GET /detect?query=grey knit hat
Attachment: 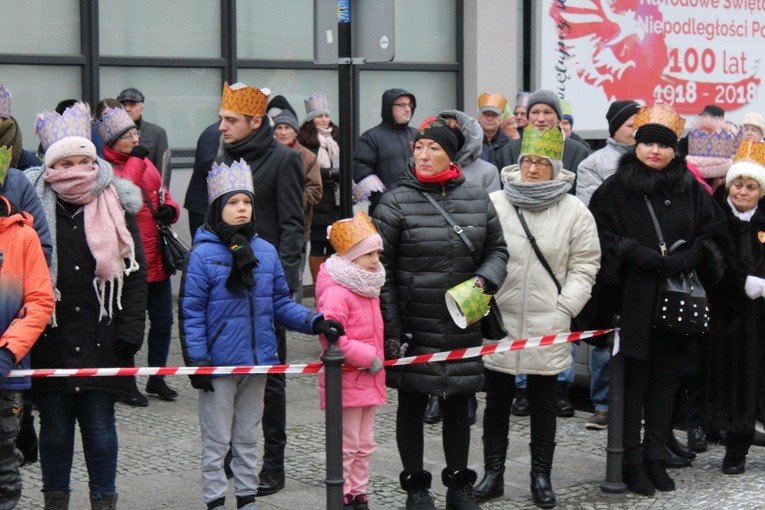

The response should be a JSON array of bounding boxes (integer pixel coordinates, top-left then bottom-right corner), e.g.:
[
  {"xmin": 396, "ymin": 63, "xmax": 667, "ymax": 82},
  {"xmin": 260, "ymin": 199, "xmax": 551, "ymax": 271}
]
[
  {"xmin": 526, "ymin": 90, "xmax": 562, "ymax": 120},
  {"xmin": 269, "ymin": 107, "xmax": 299, "ymax": 132}
]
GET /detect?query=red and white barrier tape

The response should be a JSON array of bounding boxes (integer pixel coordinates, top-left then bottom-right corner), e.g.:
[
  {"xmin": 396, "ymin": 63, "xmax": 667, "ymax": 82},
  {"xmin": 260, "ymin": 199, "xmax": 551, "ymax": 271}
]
[{"xmin": 7, "ymin": 329, "xmax": 612, "ymax": 378}]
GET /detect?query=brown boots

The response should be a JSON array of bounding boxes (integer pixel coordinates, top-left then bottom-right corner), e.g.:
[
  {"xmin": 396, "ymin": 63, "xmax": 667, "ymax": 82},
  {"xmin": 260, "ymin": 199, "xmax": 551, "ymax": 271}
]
[{"xmin": 308, "ymin": 256, "xmax": 328, "ymax": 283}]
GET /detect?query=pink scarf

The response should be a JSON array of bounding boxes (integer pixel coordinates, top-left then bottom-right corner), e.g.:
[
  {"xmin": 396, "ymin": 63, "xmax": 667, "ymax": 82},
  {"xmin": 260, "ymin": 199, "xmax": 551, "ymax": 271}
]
[
  {"xmin": 325, "ymin": 254, "xmax": 385, "ymax": 298},
  {"xmin": 44, "ymin": 162, "xmax": 138, "ymax": 319}
]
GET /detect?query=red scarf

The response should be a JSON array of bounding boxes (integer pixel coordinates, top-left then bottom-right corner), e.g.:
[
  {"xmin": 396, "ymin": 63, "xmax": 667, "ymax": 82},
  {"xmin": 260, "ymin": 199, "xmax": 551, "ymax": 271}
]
[{"xmin": 415, "ymin": 163, "xmax": 462, "ymax": 184}]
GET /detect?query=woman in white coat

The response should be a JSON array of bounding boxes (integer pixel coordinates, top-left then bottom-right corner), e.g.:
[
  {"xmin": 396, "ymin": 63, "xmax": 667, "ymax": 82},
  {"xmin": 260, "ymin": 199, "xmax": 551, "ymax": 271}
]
[{"xmin": 473, "ymin": 125, "xmax": 600, "ymax": 508}]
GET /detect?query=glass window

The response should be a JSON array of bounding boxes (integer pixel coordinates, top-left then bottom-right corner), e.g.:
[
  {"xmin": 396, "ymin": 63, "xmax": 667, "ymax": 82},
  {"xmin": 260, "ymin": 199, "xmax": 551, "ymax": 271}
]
[
  {"xmin": 99, "ymin": 0, "xmax": 220, "ymax": 58},
  {"xmin": 237, "ymin": 0, "xmax": 313, "ymax": 60},
  {"xmin": 358, "ymin": 71, "xmax": 456, "ymax": 133},
  {"xmin": 100, "ymin": 67, "xmax": 222, "ymax": 148},
  {"xmin": 394, "ymin": 0, "xmax": 456, "ymax": 63},
  {"xmin": 0, "ymin": 0, "xmax": 80, "ymax": 55},
  {"xmin": 0, "ymin": 65, "xmax": 82, "ymax": 152},
  {"xmin": 237, "ymin": 69, "xmax": 337, "ymax": 125}
]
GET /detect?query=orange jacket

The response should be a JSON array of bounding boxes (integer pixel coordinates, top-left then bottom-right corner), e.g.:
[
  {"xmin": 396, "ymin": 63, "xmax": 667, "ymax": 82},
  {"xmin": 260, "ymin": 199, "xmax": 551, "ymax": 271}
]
[{"xmin": 0, "ymin": 195, "xmax": 54, "ymax": 388}]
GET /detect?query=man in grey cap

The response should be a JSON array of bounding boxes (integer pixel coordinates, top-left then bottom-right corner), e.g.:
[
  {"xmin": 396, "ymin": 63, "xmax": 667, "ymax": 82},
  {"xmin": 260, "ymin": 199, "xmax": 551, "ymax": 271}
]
[
  {"xmin": 118, "ymin": 87, "xmax": 170, "ymax": 184},
  {"xmin": 495, "ymin": 89, "xmax": 590, "ymax": 194}
]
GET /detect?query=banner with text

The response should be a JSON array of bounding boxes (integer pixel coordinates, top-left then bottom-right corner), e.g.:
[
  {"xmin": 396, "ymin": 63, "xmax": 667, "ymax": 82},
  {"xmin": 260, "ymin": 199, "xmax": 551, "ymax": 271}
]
[{"xmin": 539, "ymin": 0, "xmax": 764, "ymax": 136}]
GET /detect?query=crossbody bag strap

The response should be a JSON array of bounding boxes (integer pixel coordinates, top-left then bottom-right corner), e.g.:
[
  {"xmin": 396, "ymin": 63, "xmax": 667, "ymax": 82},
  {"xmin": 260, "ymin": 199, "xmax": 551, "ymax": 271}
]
[
  {"xmin": 643, "ymin": 195, "xmax": 667, "ymax": 256},
  {"xmin": 139, "ymin": 188, "xmax": 163, "ymax": 229},
  {"xmin": 514, "ymin": 206, "xmax": 562, "ymax": 294},
  {"xmin": 420, "ymin": 191, "xmax": 476, "ymax": 255}
]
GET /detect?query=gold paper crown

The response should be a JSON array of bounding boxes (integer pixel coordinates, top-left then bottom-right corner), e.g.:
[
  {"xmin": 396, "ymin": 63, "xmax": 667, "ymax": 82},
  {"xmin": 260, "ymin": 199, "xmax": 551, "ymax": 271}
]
[
  {"xmin": 207, "ymin": 159, "xmax": 254, "ymax": 203},
  {"xmin": 0, "ymin": 85, "xmax": 10, "ymax": 119},
  {"xmin": 92, "ymin": 107, "xmax": 135, "ymax": 144},
  {"xmin": 36, "ymin": 103, "xmax": 92, "ymax": 152},
  {"xmin": 478, "ymin": 93, "xmax": 507, "ymax": 113},
  {"xmin": 520, "ymin": 126, "xmax": 564, "ymax": 161},
  {"xmin": 633, "ymin": 104, "xmax": 685, "ymax": 137},
  {"xmin": 0, "ymin": 146, "xmax": 11, "ymax": 186},
  {"xmin": 328, "ymin": 210, "xmax": 379, "ymax": 255},
  {"xmin": 220, "ymin": 82, "xmax": 268, "ymax": 117},
  {"xmin": 734, "ymin": 139, "xmax": 765, "ymax": 167}
]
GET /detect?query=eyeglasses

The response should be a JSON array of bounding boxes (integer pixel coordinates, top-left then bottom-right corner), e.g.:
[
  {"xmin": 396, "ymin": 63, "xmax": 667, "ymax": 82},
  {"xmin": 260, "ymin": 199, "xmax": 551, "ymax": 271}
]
[
  {"xmin": 118, "ymin": 129, "xmax": 141, "ymax": 140},
  {"xmin": 392, "ymin": 102, "xmax": 414, "ymax": 109},
  {"xmin": 520, "ymin": 157, "xmax": 552, "ymax": 170}
]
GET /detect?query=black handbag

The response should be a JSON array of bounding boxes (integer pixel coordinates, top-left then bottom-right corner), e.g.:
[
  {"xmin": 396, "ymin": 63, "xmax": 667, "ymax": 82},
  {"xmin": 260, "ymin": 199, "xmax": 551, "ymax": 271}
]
[
  {"xmin": 644, "ymin": 197, "xmax": 709, "ymax": 335},
  {"xmin": 421, "ymin": 192, "xmax": 508, "ymax": 340},
  {"xmin": 142, "ymin": 190, "xmax": 189, "ymax": 275}
]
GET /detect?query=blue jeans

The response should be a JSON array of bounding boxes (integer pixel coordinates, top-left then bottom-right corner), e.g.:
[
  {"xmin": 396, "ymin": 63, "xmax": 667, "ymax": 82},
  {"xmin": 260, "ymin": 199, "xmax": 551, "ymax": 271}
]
[
  {"xmin": 590, "ymin": 342, "xmax": 611, "ymax": 412},
  {"xmin": 515, "ymin": 344, "xmax": 577, "ymax": 389},
  {"xmin": 37, "ymin": 391, "xmax": 117, "ymax": 498},
  {"xmin": 147, "ymin": 279, "xmax": 173, "ymax": 378},
  {"xmin": 0, "ymin": 390, "xmax": 23, "ymax": 510}
]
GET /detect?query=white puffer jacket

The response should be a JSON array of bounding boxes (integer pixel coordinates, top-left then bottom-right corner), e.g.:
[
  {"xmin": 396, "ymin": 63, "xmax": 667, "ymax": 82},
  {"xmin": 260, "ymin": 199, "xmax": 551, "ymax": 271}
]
[{"xmin": 484, "ymin": 166, "xmax": 601, "ymax": 376}]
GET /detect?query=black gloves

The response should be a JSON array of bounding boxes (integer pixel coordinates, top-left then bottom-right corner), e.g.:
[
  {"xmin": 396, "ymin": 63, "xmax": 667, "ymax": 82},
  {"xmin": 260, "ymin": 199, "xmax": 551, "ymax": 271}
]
[
  {"xmin": 115, "ymin": 341, "xmax": 139, "ymax": 358},
  {"xmin": 313, "ymin": 319, "xmax": 345, "ymax": 338},
  {"xmin": 155, "ymin": 204, "xmax": 175, "ymax": 226},
  {"xmin": 129, "ymin": 145, "xmax": 150, "ymax": 159},
  {"xmin": 384, "ymin": 337, "xmax": 400, "ymax": 360},
  {"xmin": 626, "ymin": 245, "xmax": 667, "ymax": 273},
  {"xmin": 188, "ymin": 362, "xmax": 214, "ymax": 392},
  {"xmin": 189, "ymin": 374, "xmax": 214, "ymax": 392}
]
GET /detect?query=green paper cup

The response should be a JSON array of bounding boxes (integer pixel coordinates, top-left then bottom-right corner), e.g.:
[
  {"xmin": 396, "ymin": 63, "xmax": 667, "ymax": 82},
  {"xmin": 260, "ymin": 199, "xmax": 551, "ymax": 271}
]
[{"xmin": 445, "ymin": 277, "xmax": 492, "ymax": 329}]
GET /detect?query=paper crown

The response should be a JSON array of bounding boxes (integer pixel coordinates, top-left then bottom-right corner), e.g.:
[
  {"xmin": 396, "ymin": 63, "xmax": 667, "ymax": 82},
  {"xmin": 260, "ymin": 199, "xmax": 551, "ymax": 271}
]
[
  {"xmin": 220, "ymin": 82, "xmax": 268, "ymax": 117},
  {"xmin": 478, "ymin": 93, "xmax": 507, "ymax": 114},
  {"xmin": 520, "ymin": 126, "xmax": 564, "ymax": 161},
  {"xmin": 561, "ymin": 99, "xmax": 573, "ymax": 118},
  {"xmin": 327, "ymin": 210, "xmax": 379, "ymax": 255},
  {"xmin": 35, "ymin": 103, "xmax": 92, "ymax": 152},
  {"xmin": 0, "ymin": 146, "xmax": 11, "ymax": 186},
  {"xmin": 207, "ymin": 159, "xmax": 254, "ymax": 203},
  {"xmin": 93, "ymin": 106, "xmax": 135, "ymax": 144},
  {"xmin": 304, "ymin": 92, "xmax": 330, "ymax": 120},
  {"xmin": 0, "ymin": 85, "xmax": 9, "ymax": 119},
  {"xmin": 734, "ymin": 139, "xmax": 765, "ymax": 167},
  {"xmin": 688, "ymin": 128, "xmax": 742, "ymax": 159},
  {"xmin": 633, "ymin": 104, "xmax": 685, "ymax": 137}
]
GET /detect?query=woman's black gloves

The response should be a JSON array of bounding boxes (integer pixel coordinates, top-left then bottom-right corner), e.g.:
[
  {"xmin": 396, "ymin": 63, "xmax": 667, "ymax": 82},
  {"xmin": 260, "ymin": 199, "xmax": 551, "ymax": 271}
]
[{"xmin": 155, "ymin": 204, "xmax": 175, "ymax": 226}]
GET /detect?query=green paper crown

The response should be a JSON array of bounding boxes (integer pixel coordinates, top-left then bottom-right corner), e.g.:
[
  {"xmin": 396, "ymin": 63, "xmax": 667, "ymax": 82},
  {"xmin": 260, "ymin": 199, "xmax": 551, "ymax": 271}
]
[
  {"xmin": 520, "ymin": 127, "xmax": 564, "ymax": 161},
  {"xmin": 0, "ymin": 146, "xmax": 11, "ymax": 187}
]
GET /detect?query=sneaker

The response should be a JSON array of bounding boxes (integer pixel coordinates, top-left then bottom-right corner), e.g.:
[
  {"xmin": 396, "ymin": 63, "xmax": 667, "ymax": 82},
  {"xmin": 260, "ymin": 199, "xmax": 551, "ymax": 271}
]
[
  {"xmin": 343, "ymin": 494, "xmax": 355, "ymax": 509},
  {"xmin": 585, "ymin": 410, "xmax": 608, "ymax": 430},
  {"xmin": 353, "ymin": 494, "xmax": 369, "ymax": 509}
]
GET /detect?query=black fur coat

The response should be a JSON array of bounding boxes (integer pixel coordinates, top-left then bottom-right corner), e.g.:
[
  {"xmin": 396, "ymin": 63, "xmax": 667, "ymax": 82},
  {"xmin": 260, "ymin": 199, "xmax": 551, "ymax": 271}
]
[{"xmin": 588, "ymin": 151, "xmax": 725, "ymax": 359}]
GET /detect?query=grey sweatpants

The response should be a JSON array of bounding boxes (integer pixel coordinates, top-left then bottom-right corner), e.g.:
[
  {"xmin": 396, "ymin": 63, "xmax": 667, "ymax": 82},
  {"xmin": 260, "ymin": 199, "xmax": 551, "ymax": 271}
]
[{"xmin": 198, "ymin": 375, "xmax": 266, "ymax": 504}]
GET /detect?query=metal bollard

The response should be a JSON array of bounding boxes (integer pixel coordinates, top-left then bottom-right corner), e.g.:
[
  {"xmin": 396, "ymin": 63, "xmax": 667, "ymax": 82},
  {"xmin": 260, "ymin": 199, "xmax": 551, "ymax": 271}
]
[
  {"xmin": 322, "ymin": 327, "xmax": 345, "ymax": 509},
  {"xmin": 601, "ymin": 321, "xmax": 627, "ymax": 494}
]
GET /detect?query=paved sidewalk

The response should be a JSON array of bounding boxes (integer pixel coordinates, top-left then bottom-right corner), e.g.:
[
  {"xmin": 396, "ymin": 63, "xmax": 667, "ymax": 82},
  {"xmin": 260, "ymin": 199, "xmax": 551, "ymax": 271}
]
[{"xmin": 13, "ymin": 297, "xmax": 765, "ymax": 509}]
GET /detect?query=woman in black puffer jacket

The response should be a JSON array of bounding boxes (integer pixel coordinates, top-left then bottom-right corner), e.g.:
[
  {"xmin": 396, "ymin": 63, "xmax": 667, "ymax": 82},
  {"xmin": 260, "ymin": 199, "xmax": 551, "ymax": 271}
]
[{"xmin": 372, "ymin": 117, "xmax": 508, "ymax": 510}]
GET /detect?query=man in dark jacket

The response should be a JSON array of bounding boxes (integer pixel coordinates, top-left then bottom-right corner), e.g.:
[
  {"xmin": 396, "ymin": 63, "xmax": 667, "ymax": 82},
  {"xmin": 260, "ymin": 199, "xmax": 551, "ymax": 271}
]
[
  {"xmin": 495, "ymin": 90, "xmax": 591, "ymax": 194},
  {"xmin": 118, "ymin": 87, "xmax": 171, "ymax": 185},
  {"xmin": 477, "ymin": 92, "xmax": 511, "ymax": 170},
  {"xmin": 183, "ymin": 122, "xmax": 220, "ymax": 237},
  {"xmin": 353, "ymin": 88, "xmax": 416, "ymax": 215},
  {"xmin": 217, "ymin": 82, "xmax": 305, "ymax": 497}
]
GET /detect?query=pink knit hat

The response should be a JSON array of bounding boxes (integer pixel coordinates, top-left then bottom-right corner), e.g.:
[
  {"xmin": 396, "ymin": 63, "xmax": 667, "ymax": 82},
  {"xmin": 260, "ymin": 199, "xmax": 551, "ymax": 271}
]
[
  {"xmin": 340, "ymin": 234, "xmax": 383, "ymax": 262},
  {"xmin": 45, "ymin": 136, "xmax": 97, "ymax": 166}
]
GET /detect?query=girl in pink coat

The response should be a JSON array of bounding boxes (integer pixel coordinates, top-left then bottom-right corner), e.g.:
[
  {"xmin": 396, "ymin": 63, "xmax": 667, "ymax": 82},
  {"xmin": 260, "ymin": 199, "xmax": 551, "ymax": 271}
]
[{"xmin": 315, "ymin": 210, "xmax": 387, "ymax": 510}]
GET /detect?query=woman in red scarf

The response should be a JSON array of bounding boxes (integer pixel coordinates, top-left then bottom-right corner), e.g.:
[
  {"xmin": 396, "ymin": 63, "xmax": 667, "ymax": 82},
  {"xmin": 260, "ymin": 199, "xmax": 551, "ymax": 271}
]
[{"xmin": 95, "ymin": 103, "xmax": 181, "ymax": 405}]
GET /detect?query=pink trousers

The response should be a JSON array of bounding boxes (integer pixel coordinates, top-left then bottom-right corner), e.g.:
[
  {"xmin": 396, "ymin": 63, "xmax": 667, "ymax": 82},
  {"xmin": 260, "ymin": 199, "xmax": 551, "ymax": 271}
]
[{"xmin": 342, "ymin": 405, "xmax": 377, "ymax": 496}]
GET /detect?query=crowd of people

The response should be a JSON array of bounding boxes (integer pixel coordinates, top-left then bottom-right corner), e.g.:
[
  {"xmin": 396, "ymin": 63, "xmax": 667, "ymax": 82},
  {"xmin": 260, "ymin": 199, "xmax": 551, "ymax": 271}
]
[{"xmin": 0, "ymin": 78, "xmax": 765, "ymax": 510}]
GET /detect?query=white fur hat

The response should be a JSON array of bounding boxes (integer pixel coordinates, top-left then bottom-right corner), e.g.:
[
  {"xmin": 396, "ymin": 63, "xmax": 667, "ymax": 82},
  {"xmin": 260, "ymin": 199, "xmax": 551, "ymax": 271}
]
[
  {"xmin": 726, "ymin": 159, "xmax": 765, "ymax": 190},
  {"xmin": 742, "ymin": 112, "xmax": 765, "ymax": 137}
]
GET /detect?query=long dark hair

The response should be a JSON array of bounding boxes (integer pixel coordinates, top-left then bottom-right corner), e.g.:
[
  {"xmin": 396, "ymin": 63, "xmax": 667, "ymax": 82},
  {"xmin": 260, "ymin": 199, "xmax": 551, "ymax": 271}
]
[{"xmin": 297, "ymin": 119, "xmax": 340, "ymax": 148}]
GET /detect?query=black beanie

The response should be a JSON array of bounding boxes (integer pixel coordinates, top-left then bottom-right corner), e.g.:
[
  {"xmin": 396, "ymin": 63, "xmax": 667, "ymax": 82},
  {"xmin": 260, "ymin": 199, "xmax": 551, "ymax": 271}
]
[
  {"xmin": 634, "ymin": 124, "xmax": 679, "ymax": 151},
  {"xmin": 606, "ymin": 100, "xmax": 640, "ymax": 137},
  {"xmin": 414, "ymin": 118, "xmax": 465, "ymax": 162},
  {"xmin": 266, "ymin": 95, "xmax": 297, "ymax": 119}
]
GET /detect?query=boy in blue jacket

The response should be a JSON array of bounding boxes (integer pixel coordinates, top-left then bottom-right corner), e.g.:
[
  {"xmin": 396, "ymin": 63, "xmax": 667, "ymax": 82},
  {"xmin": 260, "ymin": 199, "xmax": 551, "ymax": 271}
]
[{"xmin": 179, "ymin": 159, "xmax": 343, "ymax": 510}]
